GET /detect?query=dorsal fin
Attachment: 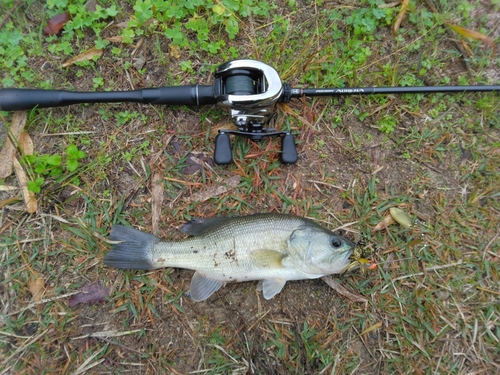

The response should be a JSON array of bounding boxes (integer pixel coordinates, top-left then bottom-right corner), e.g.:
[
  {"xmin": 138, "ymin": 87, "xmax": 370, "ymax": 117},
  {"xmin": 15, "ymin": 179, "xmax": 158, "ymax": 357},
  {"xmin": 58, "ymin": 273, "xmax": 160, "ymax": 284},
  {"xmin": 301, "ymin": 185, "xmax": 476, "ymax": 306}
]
[{"xmin": 180, "ymin": 217, "xmax": 231, "ymax": 236}]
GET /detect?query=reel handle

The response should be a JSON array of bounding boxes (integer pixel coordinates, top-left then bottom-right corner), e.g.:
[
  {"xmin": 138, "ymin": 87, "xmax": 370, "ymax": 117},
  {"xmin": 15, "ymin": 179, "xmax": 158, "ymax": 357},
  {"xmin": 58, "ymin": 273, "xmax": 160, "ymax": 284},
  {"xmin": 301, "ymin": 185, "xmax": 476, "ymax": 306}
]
[
  {"xmin": 214, "ymin": 132, "xmax": 233, "ymax": 165},
  {"xmin": 0, "ymin": 85, "xmax": 216, "ymax": 111},
  {"xmin": 280, "ymin": 133, "xmax": 298, "ymax": 164},
  {"xmin": 212, "ymin": 129, "xmax": 298, "ymax": 165}
]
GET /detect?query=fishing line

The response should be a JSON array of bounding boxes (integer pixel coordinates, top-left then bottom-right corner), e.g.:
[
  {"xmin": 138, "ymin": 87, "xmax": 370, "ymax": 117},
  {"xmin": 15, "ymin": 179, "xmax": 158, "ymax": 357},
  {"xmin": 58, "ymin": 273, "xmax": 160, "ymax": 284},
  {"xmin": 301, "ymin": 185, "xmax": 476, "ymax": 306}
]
[{"xmin": 225, "ymin": 75, "xmax": 256, "ymax": 95}]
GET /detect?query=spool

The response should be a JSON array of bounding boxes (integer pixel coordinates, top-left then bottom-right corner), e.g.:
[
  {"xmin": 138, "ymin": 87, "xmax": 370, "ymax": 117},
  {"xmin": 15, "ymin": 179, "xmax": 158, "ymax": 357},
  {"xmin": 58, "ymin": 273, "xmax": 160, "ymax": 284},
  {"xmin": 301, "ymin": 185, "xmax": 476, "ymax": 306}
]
[{"xmin": 225, "ymin": 75, "xmax": 256, "ymax": 95}]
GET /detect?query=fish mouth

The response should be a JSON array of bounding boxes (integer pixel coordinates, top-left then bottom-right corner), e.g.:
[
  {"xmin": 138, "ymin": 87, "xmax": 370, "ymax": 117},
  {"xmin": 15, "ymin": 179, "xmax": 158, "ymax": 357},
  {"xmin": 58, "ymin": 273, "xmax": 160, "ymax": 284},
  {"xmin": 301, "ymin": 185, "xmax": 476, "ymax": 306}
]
[
  {"xmin": 320, "ymin": 248, "xmax": 354, "ymax": 273},
  {"xmin": 334, "ymin": 248, "xmax": 354, "ymax": 265}
]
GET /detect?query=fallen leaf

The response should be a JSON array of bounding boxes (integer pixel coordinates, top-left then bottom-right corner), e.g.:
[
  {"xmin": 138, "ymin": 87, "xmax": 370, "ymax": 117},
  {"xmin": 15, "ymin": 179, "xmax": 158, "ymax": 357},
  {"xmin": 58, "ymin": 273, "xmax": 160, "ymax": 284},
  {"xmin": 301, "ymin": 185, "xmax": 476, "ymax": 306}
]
[
  {"xmin": 378, "ymin": 1, "xmax": 403, "ymax": 8},
  {"xmin": 212, "ymin": 4, "xmax": 225, "ymax": 15},
  {"xmin": 169, "ymin": 45, "xmax": 181, "ymax": 59},
  {"xmin": 44, "ymin": 12, "xmax": 71, "ymax": 36},
  {"xmin": 182, "ymin": 152, "xmax": 214, "ymax": 175},
  {"xmin": 151, "ymin": 172, "xmax": 164, "ymax": 234},
  {"xmin": 407, "ymin": 238, "xmax": 423, "ymax": 247},
  {"xmin": 0, "ymin": 197, "xmax": 21, "ymax": 209},
  {"xmin": 28, "ymin": 277, "xmax": 45, "ymax": 302},
  {"xmin": 321, "ymin": 276, "xmax": 368, "ymax": 303},
  {"xmin": 68, "ymin": 283, "xmax": 110, "ymax": 308},
  {"xmin": 62, "ymin": 47, "xmax": 103, "ymax": 68},
  {"xmin": 392, "ymin": 0, "xmax": 410, "ymax": 35},
  {"xmin": 0, "ymin": 111, "xmax": 27, "ymax": 178},
  {"xmin": 105, "ymin": 36, "xmax": 124, "ymax": 43},
  {"xmin": 12, "ymin": 155, "xmax": 37, "ymax": 213},
  {"xmin": 389, "ymin": 207, "xmax": 413, "ymax": 228},
  {"xmin": 115, "ymin": 20, "xmax": 130, "ymax": 28},
  {"xmin": 360, "ymin": 322, "xmax": 382, "ymax": 336},
  {"xmin": 372, "ymin": 214, "xmax": 395, "ymax": 232},
  {"xmin": 19, "ymin": 131, "xmax": 34, "ymax": 156},
  {"xmin": 186, "ymin": 175, "xmax": 241, "ymax": 203},
  {"xmin": 85, "ymin": 0, "xmax": 97, "ymax": 12},
  {"xmin": 73, "ymin": 256, "xmax": 87, "ymax": 266},
  {"xmin": 446, "ymin": 22, "xmax": 496, "ymax": 54},
  {"xmin": 133, "ymin": 54, "xmax": 146, "ymax": 70},
  {"xmin": 460, "ymin": 40, "xmax": 474, "ymax": 58}
]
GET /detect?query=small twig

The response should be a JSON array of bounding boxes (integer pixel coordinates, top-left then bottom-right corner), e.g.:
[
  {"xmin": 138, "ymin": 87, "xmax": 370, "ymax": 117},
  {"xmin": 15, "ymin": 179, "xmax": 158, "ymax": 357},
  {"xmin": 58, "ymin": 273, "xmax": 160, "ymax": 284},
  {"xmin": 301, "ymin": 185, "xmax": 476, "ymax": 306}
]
[
  {"xmin": 93, "ymin": 336, "xmax": 143, "ymax": 355},
  {"xmin": 1, "ymin": 328, "xmax": 49, "ymax": 369},
  {"xmin": 71, "ymin": 329, "xmax": 143, "ymax": 340},
  {"xmin": 163, "ymin": 177, "xmax": 203, "ymax": 186},
  {"xmin": 209, "ymin": 344, "xmax": 240, "ymax": 364},
  {"xmin": 71, "ymin": 345, "xmax": 107, "ymax": 375},
  {"xmin": 419, "ymin": 160, "xmax": 444, "ymax": 174},
  {"xmin": 0, "ymin": 238, "xmax": 44, "ymax": 247},
  {"xmin": 0, "ymin": 331, "xmax": 31, "ymax": 339},
  {"xmin": 6, "ymin": 291, "xmax": 81, "ymax": 316},
  {"xmin": 246, "ymin": 309, "xmax": 271, "ymax": 331},
  {"xmin": 476, "ymin": 287, "xmax": 500, "ymax": 296},
  {"xmin": 306, "ymin": 180, "xmax": 347, "ymax": 191},
  {"xmin": 40, "ymin": 131, "xmax": 96, "ymax": 136},
  {"xmin": 321, "ymin": 120, "xmax": 356, "ymax": 156},
  {"xmin": 382, "ymin": 260, "xmax": 464, "ymax": 292},
  {"xmin": 322, "ymin": 276, "xmax": 368, "ymax": 303},
  {"xmin": 482, "ymin": 230, "xmax": 500, "ymax": 260},
  {"xmin": 451, "ymin": 40, "xmax": 473, "ymax": 78},
  {"xmin": 422, "ymin": 0, "xmax": 439, "ymax": 13},
  {"xmin": 332, "ymin": 220, "xmax": 360, "ymax": 233},
  {"xmin": 351, "ymin": 325, "xmax": 375, "ymax": 358}
]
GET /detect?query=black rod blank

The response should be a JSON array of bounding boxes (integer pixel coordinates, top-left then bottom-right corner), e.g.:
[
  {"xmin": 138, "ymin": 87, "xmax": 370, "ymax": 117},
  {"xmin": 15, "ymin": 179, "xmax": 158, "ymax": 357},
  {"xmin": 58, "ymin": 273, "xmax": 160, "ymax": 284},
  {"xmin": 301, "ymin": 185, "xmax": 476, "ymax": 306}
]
[{"xmin": 291, "ymin": 85, "xmax": 500, "ymax": 98}]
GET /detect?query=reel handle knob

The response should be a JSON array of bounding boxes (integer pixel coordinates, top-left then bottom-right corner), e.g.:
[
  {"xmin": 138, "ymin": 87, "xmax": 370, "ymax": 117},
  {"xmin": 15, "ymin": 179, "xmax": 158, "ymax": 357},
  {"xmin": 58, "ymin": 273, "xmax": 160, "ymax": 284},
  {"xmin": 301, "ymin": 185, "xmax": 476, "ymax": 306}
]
[
  {"xmin": 281, "ymin": 133, "xmax": 298, "ymax": 164},
  {"xmin": 214, "ymin": 132, "xmax": 233, "ymax": 165}
]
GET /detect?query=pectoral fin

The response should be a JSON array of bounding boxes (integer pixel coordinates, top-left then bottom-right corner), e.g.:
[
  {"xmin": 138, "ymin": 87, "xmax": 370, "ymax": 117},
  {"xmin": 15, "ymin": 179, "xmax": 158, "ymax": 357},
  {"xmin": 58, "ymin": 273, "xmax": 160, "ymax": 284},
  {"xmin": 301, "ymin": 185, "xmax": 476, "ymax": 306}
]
[
  {"xmin": 249, "ymin": 249, "xmax": 285, "ymax": 268},
  {"xmin": 257, "ymin": 279, "xmax": 287, "ymax": 300},
  {"xmin": 189, "ymin": 271, "xmax": 225, "ymax": 302}
]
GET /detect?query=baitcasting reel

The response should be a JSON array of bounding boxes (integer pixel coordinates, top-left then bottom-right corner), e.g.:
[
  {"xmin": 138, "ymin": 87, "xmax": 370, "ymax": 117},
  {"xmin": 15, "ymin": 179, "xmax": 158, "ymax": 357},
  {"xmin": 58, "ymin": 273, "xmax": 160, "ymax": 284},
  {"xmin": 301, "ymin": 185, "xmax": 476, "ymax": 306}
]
[
  {"xmin": 212, "ymin": 60, "xmax": 297, "ymax": 164},
  {"xmin": 1, "ymin": 59, "xmax": 498, "ymax": 165}
]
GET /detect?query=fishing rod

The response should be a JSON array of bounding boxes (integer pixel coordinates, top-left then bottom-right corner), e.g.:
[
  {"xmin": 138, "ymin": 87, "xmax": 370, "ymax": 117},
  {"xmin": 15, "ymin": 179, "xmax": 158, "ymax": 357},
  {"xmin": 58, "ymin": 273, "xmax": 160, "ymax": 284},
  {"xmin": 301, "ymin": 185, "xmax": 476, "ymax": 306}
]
[{"xmin": 0, "ymin": 59, "xmax": 498, "ymax": 165}]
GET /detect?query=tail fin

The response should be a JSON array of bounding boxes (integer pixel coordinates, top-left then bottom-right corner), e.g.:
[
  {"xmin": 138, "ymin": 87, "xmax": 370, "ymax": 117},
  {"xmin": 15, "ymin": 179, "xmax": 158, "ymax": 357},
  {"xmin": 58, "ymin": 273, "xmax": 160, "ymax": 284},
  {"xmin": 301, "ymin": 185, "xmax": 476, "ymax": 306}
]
[{"xmin": 104, "ymin": 225, "xmax": 160, "ymax": 270}]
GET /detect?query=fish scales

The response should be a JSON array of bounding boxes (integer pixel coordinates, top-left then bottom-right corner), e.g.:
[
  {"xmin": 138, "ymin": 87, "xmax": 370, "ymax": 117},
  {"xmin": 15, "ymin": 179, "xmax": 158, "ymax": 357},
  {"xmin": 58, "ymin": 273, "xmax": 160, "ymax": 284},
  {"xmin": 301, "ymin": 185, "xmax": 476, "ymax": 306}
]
[
  {"xmin": 151, "ymin": 214, "xmax": 307, "ymax": 281},
  {"xmin": 104, "ymin": 213, "xmax": 354, "ymax": 301}
]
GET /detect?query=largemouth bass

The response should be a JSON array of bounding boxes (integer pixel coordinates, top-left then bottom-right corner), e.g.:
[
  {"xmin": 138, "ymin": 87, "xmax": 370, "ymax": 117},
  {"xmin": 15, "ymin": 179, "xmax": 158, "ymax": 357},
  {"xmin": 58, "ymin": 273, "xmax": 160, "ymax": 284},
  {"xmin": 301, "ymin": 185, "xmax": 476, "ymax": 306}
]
[{"xmin": 104, "ymin": 213, "xmax": 354, "ymax": 301}]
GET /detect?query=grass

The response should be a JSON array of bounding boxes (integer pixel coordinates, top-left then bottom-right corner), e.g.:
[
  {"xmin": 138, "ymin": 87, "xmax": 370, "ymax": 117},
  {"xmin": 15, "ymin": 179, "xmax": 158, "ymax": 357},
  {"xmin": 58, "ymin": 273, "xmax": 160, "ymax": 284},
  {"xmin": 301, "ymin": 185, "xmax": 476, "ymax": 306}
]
[{"xmin": 1, "ymin": 0, "xmax": 499, "ymax": 373}]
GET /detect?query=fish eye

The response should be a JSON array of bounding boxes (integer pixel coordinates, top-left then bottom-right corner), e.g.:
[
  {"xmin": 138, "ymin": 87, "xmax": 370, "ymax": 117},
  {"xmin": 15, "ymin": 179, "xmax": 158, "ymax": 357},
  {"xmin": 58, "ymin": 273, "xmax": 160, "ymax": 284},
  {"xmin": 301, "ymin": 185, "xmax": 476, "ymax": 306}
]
[{"xmin": 331, "ymin": 237, "xmax": 342, "ymax": 248}]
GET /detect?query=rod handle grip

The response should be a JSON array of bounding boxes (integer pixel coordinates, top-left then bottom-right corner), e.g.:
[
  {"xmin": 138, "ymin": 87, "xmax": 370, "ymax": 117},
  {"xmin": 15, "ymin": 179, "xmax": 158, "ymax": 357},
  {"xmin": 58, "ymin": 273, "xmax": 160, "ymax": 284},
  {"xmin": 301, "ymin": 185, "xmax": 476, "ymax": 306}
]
[
  {"xmin": 0, "ymin": 85, "xmax": 217, "ymax": 111},
  {"xmin": 0, "ymin": 89, "xmax": 66, "ymax": 111}
]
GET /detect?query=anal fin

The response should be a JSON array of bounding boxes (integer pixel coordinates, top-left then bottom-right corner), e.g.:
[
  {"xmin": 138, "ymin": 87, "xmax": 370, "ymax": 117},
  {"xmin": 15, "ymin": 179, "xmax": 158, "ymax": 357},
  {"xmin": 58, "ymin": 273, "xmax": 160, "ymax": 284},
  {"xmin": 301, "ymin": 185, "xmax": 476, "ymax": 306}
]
[
  {"xmin": 189, "ymin": 271, "xmax": 225, "ymax": 302},
  {"xmin": 257, "ymin": 279, "xmax": 287, "ymax": 300}
]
